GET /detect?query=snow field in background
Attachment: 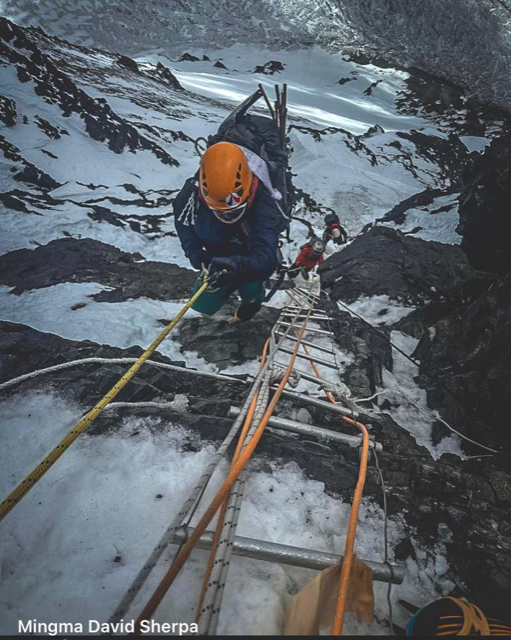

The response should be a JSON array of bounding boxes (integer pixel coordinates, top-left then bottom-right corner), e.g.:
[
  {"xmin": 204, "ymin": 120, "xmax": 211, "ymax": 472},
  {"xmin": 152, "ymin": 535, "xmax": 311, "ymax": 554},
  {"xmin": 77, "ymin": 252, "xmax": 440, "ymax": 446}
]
[
  {"xmin": 0, "ymin": 390, "xmax": 453, "ymax": 636},
  {"xmin": 379, "ymin": 194, "xmax": 462, "ymax": 245}
]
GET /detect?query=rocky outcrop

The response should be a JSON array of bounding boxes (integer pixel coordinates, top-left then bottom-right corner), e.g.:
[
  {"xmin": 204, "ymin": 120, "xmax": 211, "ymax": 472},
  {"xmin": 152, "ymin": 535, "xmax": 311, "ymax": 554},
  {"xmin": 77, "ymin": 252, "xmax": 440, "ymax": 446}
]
[
  {"xmin": 0, "ymin": 17, "xmax": 179, "ymax": 163},
  {"xmin": 152, "ymin": 62, "xmax": 183, "ymax": 90},
  {"xmin": 0, "ymin": 135, "xmax": 61, "ymax": 190},
  {"xmin": 115, "ymin": 55, "xmax": 139, "ymax": 73},
  {"xmin": 178, "ymin": 53, "xmax": 200, "ymax": 62},
  {"xmin": 0, "ymin": 95, "xmax": 17, "ymax": 126},
  {"xmin": 252, "ymin": 60, "xmax": 285, "ymax": 75},
  {"xmin": 318, "ymin": 226, "xmax": 489, "ymax": 305},
  {"xmin": 414, "ymin": 273, "xmax": 511, "ymax": 452},
  {"xmin": 319, "ymin": 226, "xmax": 511, "ymax": 453},
  {"xmin": 457, "ymin": 132, "xmax": 511, "ymax": 274},
  {"xmin": 0, "ymin": 238, "xmax": 196, "ymax": 302},
  {"xmin": 176, "ymin": 307, "xmax": 280, "ymax": 370}
]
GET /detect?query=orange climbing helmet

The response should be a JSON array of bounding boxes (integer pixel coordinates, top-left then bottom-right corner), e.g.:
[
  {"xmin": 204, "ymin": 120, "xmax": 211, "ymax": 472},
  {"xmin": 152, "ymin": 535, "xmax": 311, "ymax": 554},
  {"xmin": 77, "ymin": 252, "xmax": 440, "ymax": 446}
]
[{"xmin": 199, "ymin": 142, "xmax": 253, "ymax": 223}]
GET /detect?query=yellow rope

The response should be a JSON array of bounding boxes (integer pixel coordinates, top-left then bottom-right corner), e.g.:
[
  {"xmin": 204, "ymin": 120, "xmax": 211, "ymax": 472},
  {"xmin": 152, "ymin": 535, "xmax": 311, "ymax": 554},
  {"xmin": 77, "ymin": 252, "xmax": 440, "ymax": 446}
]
[{"xmin": 0, "ymin": 281, "xmax": 209, "ymax": 523}]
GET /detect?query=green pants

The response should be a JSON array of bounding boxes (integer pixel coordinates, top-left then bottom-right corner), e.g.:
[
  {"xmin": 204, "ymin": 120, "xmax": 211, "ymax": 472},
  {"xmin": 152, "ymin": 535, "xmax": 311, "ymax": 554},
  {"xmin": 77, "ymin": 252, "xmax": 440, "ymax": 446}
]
[{"xmin": 191, "ymin": 277, "xmax": 265, "ymax": 316}]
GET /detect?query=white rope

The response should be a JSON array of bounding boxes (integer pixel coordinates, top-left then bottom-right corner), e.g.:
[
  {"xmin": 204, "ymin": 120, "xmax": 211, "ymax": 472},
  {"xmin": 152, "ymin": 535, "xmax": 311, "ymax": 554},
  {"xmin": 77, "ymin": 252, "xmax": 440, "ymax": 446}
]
[
  {"xmin": 105, "ymin": 401, "xmax": 178, "ymax": 411},
  {"xmin": 0, "ymin": 357, "xmax": 243, "ymax": 392}
]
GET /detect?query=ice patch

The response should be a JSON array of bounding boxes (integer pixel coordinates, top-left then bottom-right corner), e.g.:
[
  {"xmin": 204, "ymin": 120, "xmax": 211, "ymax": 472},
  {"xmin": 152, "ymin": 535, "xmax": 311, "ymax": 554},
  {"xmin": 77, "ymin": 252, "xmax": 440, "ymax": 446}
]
[
  {"xmin": 459, "ymin": 136, "xmax": 491, "ymax": 153},
  {"xmin": 341, "ymin": 295, "xmax": 415, "ymax": 326}
]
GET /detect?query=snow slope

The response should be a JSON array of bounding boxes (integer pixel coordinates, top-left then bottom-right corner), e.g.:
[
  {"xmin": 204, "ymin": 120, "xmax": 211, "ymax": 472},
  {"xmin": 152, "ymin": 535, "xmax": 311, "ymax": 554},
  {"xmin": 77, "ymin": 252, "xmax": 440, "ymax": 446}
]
[{"xmin": 4, "ymin": 0, "xmax": 511, "ymax": 112}]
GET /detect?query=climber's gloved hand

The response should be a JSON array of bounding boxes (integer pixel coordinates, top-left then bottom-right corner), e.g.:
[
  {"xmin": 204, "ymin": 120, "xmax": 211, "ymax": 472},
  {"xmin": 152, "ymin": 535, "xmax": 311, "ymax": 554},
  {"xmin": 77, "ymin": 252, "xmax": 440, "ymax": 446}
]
[
  {"xmin": 190, "ymin": 249, "xmax": 212, "ymax": 271},
  {"xmin": 209, "ymin": 257, "xmax": 239, "ymax": 287}
]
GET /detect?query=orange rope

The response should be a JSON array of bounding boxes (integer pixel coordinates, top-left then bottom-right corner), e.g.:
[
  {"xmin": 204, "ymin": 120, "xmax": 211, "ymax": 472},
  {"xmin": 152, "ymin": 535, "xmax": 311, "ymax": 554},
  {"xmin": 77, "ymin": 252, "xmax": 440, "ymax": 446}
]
[
  {"xmin": 134, "ymin": 314, "xmax": 313, "ymax": 631},
  {"xmin": 301, "ymin": 343, "xmax": 370, "ymax": 636},
  {"xmin": 194, "ymin": 340, "xmax": 270, "ymax": 623}
]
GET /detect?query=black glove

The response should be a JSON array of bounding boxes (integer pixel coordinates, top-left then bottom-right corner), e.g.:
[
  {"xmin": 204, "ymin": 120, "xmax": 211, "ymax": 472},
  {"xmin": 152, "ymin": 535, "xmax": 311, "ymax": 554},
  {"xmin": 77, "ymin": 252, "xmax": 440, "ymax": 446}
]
[
  {"xmin": 209, "ymin": 257, "xmax": 239, "ymax": 287},
  {"xmin": 190, "ymin": 249, "xmax": 212, "ymax": 271}
]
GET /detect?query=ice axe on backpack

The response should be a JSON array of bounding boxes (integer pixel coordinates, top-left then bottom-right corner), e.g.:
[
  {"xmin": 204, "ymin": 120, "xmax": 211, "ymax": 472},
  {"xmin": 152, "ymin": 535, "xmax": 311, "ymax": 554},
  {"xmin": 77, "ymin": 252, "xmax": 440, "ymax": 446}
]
[{"xmin": 194, "ymin": 88, "xmax": 265, "ymax": 157}]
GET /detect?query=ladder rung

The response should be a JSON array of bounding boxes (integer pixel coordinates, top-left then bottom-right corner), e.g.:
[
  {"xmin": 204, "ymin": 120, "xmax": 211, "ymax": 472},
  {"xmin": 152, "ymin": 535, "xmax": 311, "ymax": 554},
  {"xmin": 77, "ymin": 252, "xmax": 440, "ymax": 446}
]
[
  {"xmin": 275, "ymin": 333, "xmax": 336, "ymax": 355},
  {"xmin": 279, "ymin": 388, "xmax": 359, "ymax": 419},
  {"xmin": 283, "ymin": 304, "xmax": 328, "ymax": 316},
  {"xmin": 281, "ymin": 312, "xmax": 334, "ymax": 322},
  {"xmin": 274, "ymin": 361, "xmax": 325, "ymax": 386},
  {"xmin": 228, "ymin": 406, "xmax": 381, "ymax": 451},
  {"xmin": 173, "ymin": 527, "xmax": 403, "ymax": 584},
  {"xmin": 277, "ymin": 322, "xmax": 335, "ymax": 336},
  {"xmin": 277, "ymin": 346, "xmax": 338, "ymax": 370}
]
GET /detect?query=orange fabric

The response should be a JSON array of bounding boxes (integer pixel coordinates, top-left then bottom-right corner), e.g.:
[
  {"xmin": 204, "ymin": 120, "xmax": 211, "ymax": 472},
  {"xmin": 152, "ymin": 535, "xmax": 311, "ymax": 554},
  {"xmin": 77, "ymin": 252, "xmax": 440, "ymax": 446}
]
[
  {"xmin": 199, "ymin": 142, "xmax": 252, "ymax": 210},
  {"xmin": 284, "ymin": 557, "xmax": 374, "ymax": 635}
]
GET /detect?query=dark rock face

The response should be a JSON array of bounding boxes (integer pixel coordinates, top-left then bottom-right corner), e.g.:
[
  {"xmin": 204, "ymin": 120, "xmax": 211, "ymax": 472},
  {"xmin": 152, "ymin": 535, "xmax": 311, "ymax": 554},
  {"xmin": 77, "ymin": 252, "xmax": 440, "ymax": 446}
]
[
  {"xmin": 318, "ymin": 226, "xmax": 487, "ymax": 305},
  {"xmin": 395, "ymin": 66, "xmax": 511, "ymax": 137},
  {"xmin": 0, "ymin": 238, "xmax": 196, "ymax": 302},
  {"xmin": 337, "ymin": 77, "xmax": 355, "ymax": 86},
  {"xmin": 362, "ymin": 79, "xmax": 383, "ymax": 96},
  {"xmin": 319, "ymin": 226, "xmax": 511, "ymax": 455},
  {"xmin": 457, "ymin": 133, "xmax": 511, "ymax": 274},
  {"xmin": 115, "ymin": 55, "xmax": 139, "ymax": 73},
  {"xmin": 414, "ymin": 273, "xmax": 511, "ymax": 452},
  {"xmin": 154, "ymin": 62, "xmax": 182, "ymax": 90},
  {"xmin": 178, "ymin": 53, "xmax": 200, "ymax": 62},
  {"xmin": 0, "ymin": 321, "xmax": 237, "ymax": 408},
  {"xmin": 0, "ymin": 95, "xmax": 17, "ymax": 126},
  {"xmin": 252, "ymin": 60, "xmax": 285, "ymax": 75},
  {"xmin": 318, "ymin": 298, "xmax": 392, "ymax": 399},
  {"xmin": 176, "ymin": 307, "xmax": 280, "ymax": 369}
]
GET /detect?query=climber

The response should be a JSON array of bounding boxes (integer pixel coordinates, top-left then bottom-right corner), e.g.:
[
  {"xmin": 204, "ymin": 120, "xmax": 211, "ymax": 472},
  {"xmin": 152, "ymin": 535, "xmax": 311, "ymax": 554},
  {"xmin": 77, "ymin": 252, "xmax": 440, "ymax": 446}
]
[
  {"xmin": 288, "ymin": 237, "xmax": 326, "ymax": 280},
  {"xmin": 288, "ymin": 213, "xmax": 348, "ymax": 280},
  {"xmin": 173, "ymin": 140, "xmax": 284, "ymax": 321}
]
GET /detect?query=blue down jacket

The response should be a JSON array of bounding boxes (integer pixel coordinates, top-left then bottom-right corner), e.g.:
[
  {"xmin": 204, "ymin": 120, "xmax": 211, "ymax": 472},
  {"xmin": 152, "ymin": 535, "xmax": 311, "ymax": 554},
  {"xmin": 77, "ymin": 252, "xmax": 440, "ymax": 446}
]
[{"xmin": 173, "ymin": 177, "xmax": 281, "ymax": 284}]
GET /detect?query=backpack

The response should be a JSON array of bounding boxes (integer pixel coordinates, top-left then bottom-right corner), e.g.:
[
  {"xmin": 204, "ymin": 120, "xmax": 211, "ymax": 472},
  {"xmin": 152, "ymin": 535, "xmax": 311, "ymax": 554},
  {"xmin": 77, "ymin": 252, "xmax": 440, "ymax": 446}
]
[{"xmin": 203, "ymin": 91, "xmax": 295, "ymax": 233}]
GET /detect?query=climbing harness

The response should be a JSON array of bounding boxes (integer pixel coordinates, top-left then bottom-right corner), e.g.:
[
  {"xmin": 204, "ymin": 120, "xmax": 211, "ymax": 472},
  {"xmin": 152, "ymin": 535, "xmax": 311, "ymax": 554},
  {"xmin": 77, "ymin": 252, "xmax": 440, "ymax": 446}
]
[{"xmin": 0, "ymin": 277, "xmax": 216, "ymax": 522}]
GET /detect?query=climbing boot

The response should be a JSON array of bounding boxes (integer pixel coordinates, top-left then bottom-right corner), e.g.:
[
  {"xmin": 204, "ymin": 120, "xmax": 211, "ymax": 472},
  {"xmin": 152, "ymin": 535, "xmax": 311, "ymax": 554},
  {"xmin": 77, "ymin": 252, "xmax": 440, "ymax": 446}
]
[{"xmin": 234, "ymin": 300, "xmax": 262, "ymax": 322}]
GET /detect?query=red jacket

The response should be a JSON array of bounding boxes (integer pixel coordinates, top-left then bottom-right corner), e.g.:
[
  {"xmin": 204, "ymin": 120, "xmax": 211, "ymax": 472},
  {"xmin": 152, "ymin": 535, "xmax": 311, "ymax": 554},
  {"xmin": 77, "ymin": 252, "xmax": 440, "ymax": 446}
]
[{"xmin": 295, "ymin": 243, "xmax": 324, "ymax": 270}]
